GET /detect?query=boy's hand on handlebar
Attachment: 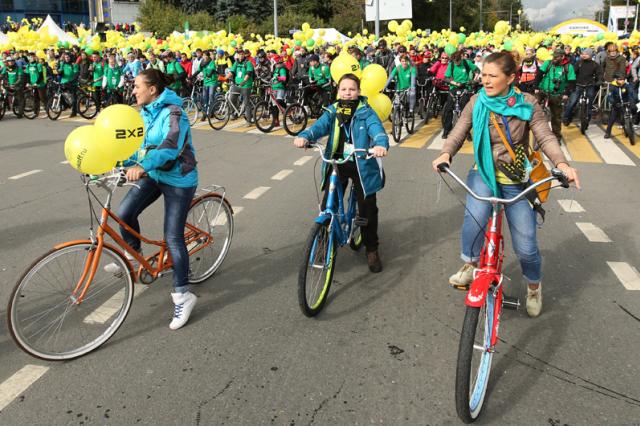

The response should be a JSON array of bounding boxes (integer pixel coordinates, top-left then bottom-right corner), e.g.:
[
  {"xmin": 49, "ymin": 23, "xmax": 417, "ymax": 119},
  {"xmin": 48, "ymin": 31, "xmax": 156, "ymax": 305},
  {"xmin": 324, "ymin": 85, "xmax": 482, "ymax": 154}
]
[
  {"xmin": 432, "ymin": 153, "xmax": 451, "ymax": 172},
  {"xmin": 293, "ymin": 137, "xmax": 309, "ymax": 149},
  {"xmin": 372, "ymin": 146, "xmax": 387, "ymax": 158},
  {"xmin": 126, "ymin": 165, "xmax": 146, "ymax": 181},
  {"xmin": 556, "ymin": 163, "xmax": 581, "ymax": 190}
]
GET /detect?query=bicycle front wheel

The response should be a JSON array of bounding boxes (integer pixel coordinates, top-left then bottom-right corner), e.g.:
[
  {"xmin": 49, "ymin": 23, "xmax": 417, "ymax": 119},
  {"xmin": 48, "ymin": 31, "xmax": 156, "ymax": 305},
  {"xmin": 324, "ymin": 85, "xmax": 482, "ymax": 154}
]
[
  {"xmin": 406, "ymin": 109, "xmax": 416, "ymax": 134},
  {"xmin": 183, "ymin": 97, "xmax": 199, "ymax": 126},
  {"xmin": 186, "ymin": 194, "xmax": 234, "ymax": 283},
  {"xmin": 77, "ymin": 93, "xmax": 98, "ymax": 119},
  {"xmin": 455, "ymin": 296, "xmax": 496, "ymax": 423},
  {"xmin": 7, "ymin": 243, "xmax": 134, "ymax": 361},
  {"xmin": 46, "ymin": 96, "xmax": 62, "ymax": 120},
  {"xmin": 207, "ymin": 98, "xmax": 229, "ymax": 130},
  {"xmin": 392, "ymin": 108, "xmax": 402, "ymax": 142},
  {"xmin": 624, "ymin": 115, "xmax": 636, "ymax": 146},
  {"xmin": 254, "ymin": 101, "xmax": 275, "ymax": 133},
  {"xmin": 298, "ymin": 222, "xmax": 336, "ymax": 317},
  {"xmin": 579, "ymin": 102, "xmax": 588, "ymax": 134},
  {"xmin": 284, "ymin": 103, "xmax": 308, "ymax": 136}
]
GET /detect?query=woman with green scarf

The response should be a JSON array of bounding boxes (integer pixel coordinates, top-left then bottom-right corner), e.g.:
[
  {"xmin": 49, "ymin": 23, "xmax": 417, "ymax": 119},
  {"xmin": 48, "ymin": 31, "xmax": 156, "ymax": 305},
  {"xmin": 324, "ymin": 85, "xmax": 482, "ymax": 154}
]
[{"xmin": 432, "ymin": 52, "xmax": 580, "ymax": 318}]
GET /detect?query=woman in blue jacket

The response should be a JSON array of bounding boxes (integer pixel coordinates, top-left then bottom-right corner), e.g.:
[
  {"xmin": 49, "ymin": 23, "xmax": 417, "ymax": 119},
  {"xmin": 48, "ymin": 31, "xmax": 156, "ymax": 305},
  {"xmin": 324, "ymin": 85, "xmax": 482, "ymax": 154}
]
[
  {"xmin": 294, "ymin": 73, "xmax": 389, "ymax": 272},
  {"xmin": 112, "ymin": 68, "xmax": 199, "ymax": 330}
]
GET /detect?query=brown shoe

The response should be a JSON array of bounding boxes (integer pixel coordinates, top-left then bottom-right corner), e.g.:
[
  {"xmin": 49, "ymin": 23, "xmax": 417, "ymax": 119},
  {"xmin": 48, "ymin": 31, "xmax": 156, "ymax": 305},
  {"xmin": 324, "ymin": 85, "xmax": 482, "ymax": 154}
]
[{"xmin": 367, "ymin": 250, "xmax": 382, "ymax": 273}]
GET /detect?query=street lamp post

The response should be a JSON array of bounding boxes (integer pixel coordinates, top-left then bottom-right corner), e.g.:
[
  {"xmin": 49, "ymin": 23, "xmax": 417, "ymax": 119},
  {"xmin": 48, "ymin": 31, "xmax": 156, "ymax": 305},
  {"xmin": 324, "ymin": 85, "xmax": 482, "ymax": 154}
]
[
  {"xmin": 449, "ymin": 0, "xmax": 452, "ymax": 29},
  {"xmin": 375, "ymin": 0, "xmax": 380, "ymax": 39},
  {"xmin": 480, "ymin": 0, "xmax": 483, "ymax": 31},
  {"xmin": 273, "ymin": 0, "xmax": 278, "ymax": 37},
  {"xmin": 518, "ymin": 8, "xmax": 522, "ymax": 29}
]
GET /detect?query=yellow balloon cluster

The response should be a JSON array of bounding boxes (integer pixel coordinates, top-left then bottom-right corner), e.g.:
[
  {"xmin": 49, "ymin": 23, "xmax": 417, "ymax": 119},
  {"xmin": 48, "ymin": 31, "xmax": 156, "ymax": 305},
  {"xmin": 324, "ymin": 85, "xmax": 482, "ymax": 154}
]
[{"xmin": 64, "ymin": 105, "xmax": 144, "ymax": 175}]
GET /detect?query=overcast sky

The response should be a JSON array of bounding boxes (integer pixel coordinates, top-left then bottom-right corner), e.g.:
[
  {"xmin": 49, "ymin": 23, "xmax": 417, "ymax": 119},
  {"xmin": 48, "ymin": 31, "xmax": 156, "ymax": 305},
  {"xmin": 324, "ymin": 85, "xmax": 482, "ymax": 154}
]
[{"xmin": 523, "ymin": 0, "xmax": 604, "ymax": 30}]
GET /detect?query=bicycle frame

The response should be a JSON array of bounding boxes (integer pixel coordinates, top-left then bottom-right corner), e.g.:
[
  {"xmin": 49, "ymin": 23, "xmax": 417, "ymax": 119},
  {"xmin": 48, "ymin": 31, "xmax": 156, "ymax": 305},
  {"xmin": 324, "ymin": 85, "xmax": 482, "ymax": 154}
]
[
  {"xmin": 57, "ymin": 176, "xmax": 216, "ymax": 305},
  {"xmin": 316, "ymin": 167, "xmax": 358, "ymax": 249}
]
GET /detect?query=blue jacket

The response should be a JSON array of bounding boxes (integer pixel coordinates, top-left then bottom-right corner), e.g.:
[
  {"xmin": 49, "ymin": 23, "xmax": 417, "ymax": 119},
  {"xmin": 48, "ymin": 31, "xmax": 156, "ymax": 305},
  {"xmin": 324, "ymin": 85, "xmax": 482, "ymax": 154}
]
[
  {"xmin": 127, "ymin": 88, "xmax": 198, "ymax": 188},
  {"xmin": 298, "ymin": 97, "xmax": 389, "ymax": 197},
  {"xmin": 607, "ymin": 82, "xmax": 637, "ymax": 105}
]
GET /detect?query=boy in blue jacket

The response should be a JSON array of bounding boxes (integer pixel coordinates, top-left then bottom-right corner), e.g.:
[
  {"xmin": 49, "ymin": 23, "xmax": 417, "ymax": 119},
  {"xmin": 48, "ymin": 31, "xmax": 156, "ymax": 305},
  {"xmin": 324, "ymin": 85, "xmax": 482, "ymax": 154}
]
[{"xmin": 604, "ymin": 71, "xmax": 638, "ymax": 138}]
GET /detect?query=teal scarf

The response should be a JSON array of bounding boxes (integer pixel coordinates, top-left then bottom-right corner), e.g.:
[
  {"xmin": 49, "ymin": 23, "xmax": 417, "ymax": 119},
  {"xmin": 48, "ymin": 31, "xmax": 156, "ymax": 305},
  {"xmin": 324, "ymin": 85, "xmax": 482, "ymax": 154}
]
[{"xmin": 472, "ymin": 86, "xmax": 533, "ymax": 196}]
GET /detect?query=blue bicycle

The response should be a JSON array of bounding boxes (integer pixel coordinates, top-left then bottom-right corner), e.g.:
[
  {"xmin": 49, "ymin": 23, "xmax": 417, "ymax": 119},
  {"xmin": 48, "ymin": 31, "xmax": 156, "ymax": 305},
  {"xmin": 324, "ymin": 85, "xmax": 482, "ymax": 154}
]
[{"xmin": 298, "ymin": 143, "xmax": 374, "ymax": 317}]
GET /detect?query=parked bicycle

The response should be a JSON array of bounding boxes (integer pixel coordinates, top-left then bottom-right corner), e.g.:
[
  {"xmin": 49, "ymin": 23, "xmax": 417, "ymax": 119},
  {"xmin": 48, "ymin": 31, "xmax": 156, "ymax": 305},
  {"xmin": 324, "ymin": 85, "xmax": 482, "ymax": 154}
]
[
  {"xmin": 436, "ymin": 163, "xmax": 570, "ymax": 423},
  {"xmin": 253, "ymin": 86, "xmax": 308, "ymax": 136},
  {"xmin": 7, "ymin": 170, "xmax": 234, "ymax": 361},
  {"xmin": 298, "ymin": 143, "xmax": 371, "ymax": 317},
  {"xmin": 207, "ymin": 85, "xmax": 256, "ymax": 130},
  {"xmin": 45, "ymin": 81, "xmax": 76, "ymax": 120}
]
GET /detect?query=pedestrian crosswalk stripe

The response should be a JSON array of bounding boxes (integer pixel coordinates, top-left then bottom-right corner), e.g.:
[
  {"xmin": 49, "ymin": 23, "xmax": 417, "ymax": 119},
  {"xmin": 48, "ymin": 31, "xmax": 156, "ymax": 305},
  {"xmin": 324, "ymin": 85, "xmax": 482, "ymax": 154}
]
[
  {"xmin": 576, "ymin": 222, "xmax": 612, "ymax": 243},
  {"xmin": 0, "ymin": 365, "xmax": 49, "ymax": 411},
  {"xmin": 400, "ymin": 121, "xmax": 440, "ymax": 149},
  {"xmin": 563, "ymin": 124, "xmax": 602, "ymax": 163},
  {"xmin": 585, "ymin": 125, "xmax": 635, "ymax": 166},
  {"xmin": 607, "ymin": 126, "xmax": 640, "ymax": 159},
  {"xmin": 607, "ymin": 261, "xmax": 640, "ymax": 291}
]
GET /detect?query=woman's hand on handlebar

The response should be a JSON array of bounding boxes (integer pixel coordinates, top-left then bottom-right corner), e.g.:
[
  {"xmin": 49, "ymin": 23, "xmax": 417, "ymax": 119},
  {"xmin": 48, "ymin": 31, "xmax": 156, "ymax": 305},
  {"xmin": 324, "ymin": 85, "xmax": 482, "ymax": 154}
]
[
  {"xmin": 556, "ymin": 163, "xmax": 581, "ymax": 190},
  {"xmin": 126, "ymin": 165, "xmax": 146, "ymax": 182},
  {"xmin": 371, "ymin": 146, "xmax": 388, "ymax": 158},
  {"xmin": 432, "ymin": 153, "xmax": 451, "ymax": 172},
  {"xmin": 293, "ymin": 137, "xmax": 310, "ymax": 149}
]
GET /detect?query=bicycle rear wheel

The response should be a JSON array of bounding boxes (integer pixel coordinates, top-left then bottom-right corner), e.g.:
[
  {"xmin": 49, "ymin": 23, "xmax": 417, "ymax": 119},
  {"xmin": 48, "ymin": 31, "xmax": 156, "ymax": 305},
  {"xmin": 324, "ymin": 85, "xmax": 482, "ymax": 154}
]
[
  {"xmin": 77, "ymin": 93, "xmax": 98, "ymax": 119},
  {"xmin": 624, "ymin": 115, "xmax": 635, "ymax": 146},
  {"xmin": 7, "ymin": 243, "xmax": 134, "ymax": 361},
  {"xmin": 207, "ymin": 98, "xmax": 229, "ymax": 130},
  {"xmin": 392, "ymin": 108, "xmax": 402, "ymax": 142},
  {"xmin": 298, "ymin": 222, "xmax": 336, "ymax": 317},
  {"xmin": 186, "ymin": 194, "xmax": 234, "ymax": 283},
  {"xmin": 23, "ymin": 92, "xmax": 38, "ymax": 119},
  {"xmin": 455, "ymin": 295, "xmax": 496, "ymax": 423},
  {"xmin": 284, "ymin": 103, "xmax": 308, "ymax": 136},
  {"xmin": 46, "ymin": 96, "xmax": 62, "ymax": 120},
  {"xmin": 254, "ymin": 101, "xmax": 275, "ymax": 133}
]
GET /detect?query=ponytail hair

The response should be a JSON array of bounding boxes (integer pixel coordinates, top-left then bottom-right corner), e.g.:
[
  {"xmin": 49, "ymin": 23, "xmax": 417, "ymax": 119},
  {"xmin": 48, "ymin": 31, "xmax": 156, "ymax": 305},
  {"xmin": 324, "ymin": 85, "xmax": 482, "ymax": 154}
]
[{"xmin": 139, "ymin": 68, "xmax": 173, "ymax": 94}]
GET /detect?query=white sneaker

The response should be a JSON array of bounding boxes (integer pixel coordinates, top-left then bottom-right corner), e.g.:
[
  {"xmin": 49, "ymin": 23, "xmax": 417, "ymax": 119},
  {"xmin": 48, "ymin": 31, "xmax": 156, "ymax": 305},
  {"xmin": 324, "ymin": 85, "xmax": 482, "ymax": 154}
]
[
  {"xmin": 526, "ymin": 283, "xmax": 543, "ymax": 317},
  {"xmin": 104, "ymin": 250, "xmax": 141, "ymax": 274},
  {"xmin": 449, "ymin": 264, "xmax": 475, "ymax": 289},
  {"xmin": 169, "ymin": 292, "xmax": 197, "ymax": 330}
]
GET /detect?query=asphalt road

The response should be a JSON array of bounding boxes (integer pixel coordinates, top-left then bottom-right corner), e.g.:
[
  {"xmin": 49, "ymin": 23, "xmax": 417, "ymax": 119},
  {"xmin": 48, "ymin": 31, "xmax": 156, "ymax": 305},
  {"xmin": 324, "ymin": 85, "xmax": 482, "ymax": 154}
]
[{"xmin": 0, "ymin": 113, "xmax": 639, "ymax": 425}]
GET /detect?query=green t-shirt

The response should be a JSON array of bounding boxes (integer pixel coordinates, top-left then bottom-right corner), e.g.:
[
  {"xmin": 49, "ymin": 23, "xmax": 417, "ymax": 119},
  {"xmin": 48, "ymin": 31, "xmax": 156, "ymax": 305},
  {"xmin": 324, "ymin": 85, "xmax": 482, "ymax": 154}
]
[
  {"xmin": 538, "ymin": 60, "xmax": 576, "ymax": 95},
  {"xmin": 202, "ymin": 60, "xmax": 218, "ymax": 87},
  {"xmin": 229, "ymin": 59, "xmax": 254, "ymax": 89},
  {"xmin": 92, "ymin": 61, "xmax": 105, "ymax": 87},
  {"xmin": 359, "ymin": 58, "xmax": 371, "ymax": 70},
  {"xmin": 308, "ymin": 64, "xmax": 330, "ymax": 86},
  {"xmin": 2, "ymin": 66, "xmax": 23, "ymax": 86},
  {"xmin": 58, "ymin": 62, "xmax": 78, "ymax": 85},
  {"xmin": 165, "ymin": 60, "xmax": 185, "ymax": 91},
  {"xmin": 271, "ymin": 65, "xmax": 287, "ymax": 90},
  {"xmin": 26, "ymin": 62, "xmax": 46, "ymax": 87},
  {"xmin": 444, "ymin": 59, "xmax": 477, "ymax": 89},
  {"xmin": 389, "ymin": 64, "xmax": 416, "ymax": 91},
  {"xmin": 103, "ymin": 65, "xmax": 123, "ymax": 91}
]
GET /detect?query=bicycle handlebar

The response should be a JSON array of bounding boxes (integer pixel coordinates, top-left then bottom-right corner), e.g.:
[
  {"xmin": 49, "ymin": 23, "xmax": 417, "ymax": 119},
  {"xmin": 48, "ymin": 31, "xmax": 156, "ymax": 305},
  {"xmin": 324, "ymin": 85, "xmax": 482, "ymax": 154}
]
[
  {"xmin": 436, "ymin": 163, "xmax": 569, "ymax": 205},
  {"xmin": 308, "ymin": 143, "xmax": 375, "ymax": 164}
]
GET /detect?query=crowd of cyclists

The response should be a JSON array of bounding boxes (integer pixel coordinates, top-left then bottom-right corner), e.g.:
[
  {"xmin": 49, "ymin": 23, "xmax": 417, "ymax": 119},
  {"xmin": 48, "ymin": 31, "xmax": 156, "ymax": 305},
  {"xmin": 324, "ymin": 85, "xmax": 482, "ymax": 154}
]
[{"xmin": 1, "ymin": 36, "xmax": 639, "ymax": 143}]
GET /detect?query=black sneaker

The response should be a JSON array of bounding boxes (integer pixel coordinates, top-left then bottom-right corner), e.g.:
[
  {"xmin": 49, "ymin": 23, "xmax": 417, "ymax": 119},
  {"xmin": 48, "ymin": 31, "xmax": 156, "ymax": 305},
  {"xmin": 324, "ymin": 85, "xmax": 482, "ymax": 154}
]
[{"xmin": 603, "ymin": 133, "xmax": 611, "ymax": 139}]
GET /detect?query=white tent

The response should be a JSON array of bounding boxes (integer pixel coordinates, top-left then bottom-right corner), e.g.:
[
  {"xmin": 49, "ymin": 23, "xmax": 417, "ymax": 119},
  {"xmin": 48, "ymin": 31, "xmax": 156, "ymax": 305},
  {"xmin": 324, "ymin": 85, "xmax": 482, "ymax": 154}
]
[
  {"xmin": 0, "ymin": 32, "xmax": 8, "ymax": 44},
  {"xmin": 38, "ymin": 15, "xmax": 77, "ymax": 44},
  {"xmin": 312, "ymin": 28, "xmax": 351, "ymax": 44}
]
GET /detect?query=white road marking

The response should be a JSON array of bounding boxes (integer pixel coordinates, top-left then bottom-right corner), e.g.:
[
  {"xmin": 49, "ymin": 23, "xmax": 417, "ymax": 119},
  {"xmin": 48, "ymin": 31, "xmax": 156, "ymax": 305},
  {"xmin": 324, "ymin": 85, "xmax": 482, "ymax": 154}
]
[
  {"xmin": 0, "ymin": 365, "xmax": 49, "ymax": 411},
  {"xmin": 9, "ymin": 170, "xmax": 43, "ymax": 180},
  {"xmin": 83, "ymin": 284, "xmax": 147, "ymax": 324},
  {"xmin": 575, "ymin": 222, "xmax": 612, "ymax": 243},
  {"xmin": 585, "ymin": 126, "xmax": 635, "ymax": 166},
  {"xmin": 233, "ymin": 206, "xmax": 244, "ymax": 215},
  {"xmin": 427, "ymin": 132, "xmax": 445, "ymax": 150},
  {"xmin": 247, "ymin": 128, "xmax": 263, "ymax": 134},
  {"xmin": 225, "ymin": 120, "xmax": 251, "ymax": 130},
  {"xmin": 60, "ymin": 160, "xmax": 70, "ymax": 165},
  {"xmin": 271, "ymin": 169, "xmax": 294, "ymax": 181},
  {"xmin": 557, "ymin": 199, "xmax": 585, "ymax": 213},
  {"xmin": 560, "ymin": 144, "xmax": 573, "ymax": 161},
  {"xmin": 607, "ymin": 262, "xmax": 640, "ymax": 291},
  {"xmin": 243, "ymin": 186, "xmax": 271, "ymax": 200},
  {"xmin": 294, "ymin": 156, "xmax": 313, "ymax": 166}
]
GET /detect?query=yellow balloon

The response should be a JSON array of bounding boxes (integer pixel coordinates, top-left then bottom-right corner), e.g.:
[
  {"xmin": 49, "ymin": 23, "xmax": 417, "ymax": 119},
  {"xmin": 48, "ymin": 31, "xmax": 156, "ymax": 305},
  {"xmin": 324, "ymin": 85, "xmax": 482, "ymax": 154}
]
[
  {"xmin": 94, "ymin": 105, "xmax": 145, "ymax": 162},
  {"xmin": 360, "ymin": 64, "xmax": 387, "ymax": 96},
  {"xmin": 367, "ymin": 93, "xmax": 392, "ymax": 122},
  {"xmin": 330, "ymin": 53, "xmax": 362, "ymax": 83},
  {"xmin": 402, "ymin": 20, "xmax": 413, "ymax": 30},
  {"xmin": 388, "ymin": 20, "xmax": 399, "ymax": 33},
  {"xmin": 64, "ymin": 126, "xmax": 115, "ymax": 175},
  {"xmin": 302, "ymin": 22, "xmax": 311, "ymax": 32}
]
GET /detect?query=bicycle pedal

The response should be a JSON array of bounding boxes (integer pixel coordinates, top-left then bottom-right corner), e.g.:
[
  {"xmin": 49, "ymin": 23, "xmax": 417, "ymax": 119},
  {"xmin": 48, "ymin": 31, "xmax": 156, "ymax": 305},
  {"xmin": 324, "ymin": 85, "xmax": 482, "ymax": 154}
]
[
  {"xmin": 502, "ymin": 295, "xmax": 520, "ymax": 310},
  {"xmin": 354, "ymin": 216, "xmax": 368, "ymax": 227}
]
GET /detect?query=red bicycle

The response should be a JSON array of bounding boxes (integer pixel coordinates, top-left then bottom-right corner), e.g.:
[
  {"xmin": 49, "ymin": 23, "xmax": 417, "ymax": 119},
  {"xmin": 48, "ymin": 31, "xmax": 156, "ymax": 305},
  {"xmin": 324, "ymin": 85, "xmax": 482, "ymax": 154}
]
[{"xmin": 437, "ymin": 163, "xmax": 570, "ymax": 423}]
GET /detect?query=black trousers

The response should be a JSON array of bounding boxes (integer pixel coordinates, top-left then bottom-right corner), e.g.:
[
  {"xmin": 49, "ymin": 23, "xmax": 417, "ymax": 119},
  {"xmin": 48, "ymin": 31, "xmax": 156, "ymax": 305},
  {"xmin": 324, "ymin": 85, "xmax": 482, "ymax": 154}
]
[
  {"xmin": 606, "ymin": 105, "xmax": 624, "ymax": 134},
  {"xmin": 321, "ymin": 161, "xmax": 379, "ymax": 252},
  {"xmin": 442, "ymin": 90, "xmax": 471, "ymax": 134}
]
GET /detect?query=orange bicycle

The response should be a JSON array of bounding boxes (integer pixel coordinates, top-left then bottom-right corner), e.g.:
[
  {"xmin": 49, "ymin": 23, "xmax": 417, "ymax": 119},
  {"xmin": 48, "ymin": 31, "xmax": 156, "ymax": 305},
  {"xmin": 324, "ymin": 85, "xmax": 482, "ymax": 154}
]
[{"xmin": 7, "ymin": 170, "xmax": 234, "ymax": 361}]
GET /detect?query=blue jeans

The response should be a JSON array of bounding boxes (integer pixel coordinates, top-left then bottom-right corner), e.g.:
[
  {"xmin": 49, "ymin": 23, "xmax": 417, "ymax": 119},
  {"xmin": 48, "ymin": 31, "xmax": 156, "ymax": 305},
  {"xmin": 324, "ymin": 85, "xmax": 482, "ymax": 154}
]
[
  {"xmin": 460, "ymin": 170, "xmax": 541, "ymax": 284},
  {"xmin": 563, "ymin": 85, "xmax": 597, "ymax": 122},
  {"xmin": 202, "ymin": 85, "xmax": 217, "ymax": 115},
  {"xmin": 116, "ymin": 177, "xmax": 197, "ymax": 293}
]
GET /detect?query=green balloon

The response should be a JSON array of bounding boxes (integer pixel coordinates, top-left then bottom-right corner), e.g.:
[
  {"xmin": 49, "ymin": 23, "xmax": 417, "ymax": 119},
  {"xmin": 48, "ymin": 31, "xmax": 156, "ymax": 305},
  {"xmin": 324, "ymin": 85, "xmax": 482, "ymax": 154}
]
[
  {"xmin": 444, "ymin": 43, "xmax": 456, "ymax": 56},
  {"xmin": 543, "ymin": 38, "xmax": 552, "ymax": 46},
  {"xmin": 407, "ymin": 34, "xmax": 414, "ymax": 41},
  {"xmin": 306, "ymin": 38, "xmax": 315, "ymax": 47},
  {"xmin": 458, "ymin": 33, "xmax": 467, "ymax": 44},
  {"xmin": 503, "ymin": 40, "xmax": 513, "ymax": 51},
  {"xmin": 85, "ymin": 48, "xmax": 94, "ymax": 55},
  {"xmin": 230, "ymin": 40, "xmax": 237, "ymax": 47},
  {"xmin": 295, "ymin": 40, "xmax": 302, "ymax": 46},
  {"xmin": 596, "ymin": 33, "xmax": 604, "ymax": 41}
]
